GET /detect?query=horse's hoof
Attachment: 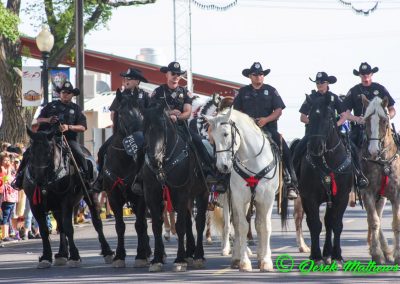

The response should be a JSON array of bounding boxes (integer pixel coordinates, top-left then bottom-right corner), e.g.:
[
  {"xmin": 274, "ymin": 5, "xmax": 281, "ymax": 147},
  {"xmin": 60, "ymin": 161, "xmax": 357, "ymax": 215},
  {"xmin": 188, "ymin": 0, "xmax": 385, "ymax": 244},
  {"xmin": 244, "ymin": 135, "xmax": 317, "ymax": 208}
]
[
  {"xmin": 231, "ymin": 259, "xmax": 240, "ymax": 269},
  {"xmin": 323, "ymin": 257, "xmax": 332, "ymax": 265},
  {"xmin": 172, "ymin": 262, "xmax": 187, "ymax": 272},
  {"xmin": 193, "ymin": 258, "xmax": 206, "ymax": 269},
  {"xmin": 246, "ymin": 247, "xmax": 253, "ymax": 256},
  {"xmin": 112, "ymin": 259, "xmax": 126, "ymax": 268},
  {"xmin": 239, "ymin": 261, "xmax": 252, "ymax": 272},
  {"xmin": 260, "ymin": 260, "xmax": 273, "ymax": 272},
  {"xmin": 372, "ymin": 254, "xmax": 386, "ymax": 265},
  {"xmin": 54, "ymin": 257, "xmax": 68, "ymax": 266},
  {"xmin": 206, "ymin": 238, "xmax": 213, "ymax": 245},
  {"xmin": 164, "ymin": 231, "xmax": 171, "ymax": 242},
  {"xmin": 299, "ymin": 246, "xmax": 310, "ymax": 253},
  {"xmin": 134, "ymin": 258, "xmax": 149, "ymax": 268},
  {"xmin": 37, "ymin": 260, "xmax": 52, "ymax": 269},
  {"xmin": 221, "ymin": 249, "xmax": 230, "ymax": 256},
  {"xmin": 385, "ymin": 253, "xmax": 394, "ymax": 263},
  {"xmin": 67, "ymin": 259, "xmax": 82, "ymax": 268},
  {"xmin": 104, "ymin": 254, "xmax": 114, "ymax": 264},
  {"xmin": 149, "ymin": 262, "xmax": 163, "ymax": 272},
  {"xmin": 185, "ymin": 257, "xmax": 194, "ymax": 267},
  {"xmin": 313, "ymin": 259, "xmax": 324, "ymax": 265},
  {"xmin": 335, "ymin": 259, "xmax": 344, "ymax": 269}
]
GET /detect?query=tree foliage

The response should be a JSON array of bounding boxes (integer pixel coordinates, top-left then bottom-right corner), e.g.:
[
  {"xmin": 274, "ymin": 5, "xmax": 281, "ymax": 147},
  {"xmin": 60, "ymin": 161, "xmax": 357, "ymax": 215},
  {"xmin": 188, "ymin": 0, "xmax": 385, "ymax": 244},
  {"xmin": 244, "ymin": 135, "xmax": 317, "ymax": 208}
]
[{"xmin": 0, "ymin": 0, "xmax": 156, "ymax": 144}]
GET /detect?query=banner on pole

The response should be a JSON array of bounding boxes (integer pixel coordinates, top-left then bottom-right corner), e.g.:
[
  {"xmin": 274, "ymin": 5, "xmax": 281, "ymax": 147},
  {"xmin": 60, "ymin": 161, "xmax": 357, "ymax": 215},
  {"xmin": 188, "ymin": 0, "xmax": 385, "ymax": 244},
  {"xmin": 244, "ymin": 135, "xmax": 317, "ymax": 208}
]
[
  {"xmin": 50, "ymin": 68, "xmax": 70, "ymax": 100},
  {"xmin": 22, "ymin": 66, "xmax": 42, "ymax": 107}
]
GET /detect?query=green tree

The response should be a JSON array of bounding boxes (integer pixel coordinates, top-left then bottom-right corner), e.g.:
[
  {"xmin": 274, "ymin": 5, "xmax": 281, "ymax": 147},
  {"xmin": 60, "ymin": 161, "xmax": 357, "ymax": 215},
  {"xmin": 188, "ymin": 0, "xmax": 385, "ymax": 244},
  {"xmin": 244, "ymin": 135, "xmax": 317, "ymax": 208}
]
[{"xmin": 0, "ymin": 0, "xmax": 156, "ymax": 144}]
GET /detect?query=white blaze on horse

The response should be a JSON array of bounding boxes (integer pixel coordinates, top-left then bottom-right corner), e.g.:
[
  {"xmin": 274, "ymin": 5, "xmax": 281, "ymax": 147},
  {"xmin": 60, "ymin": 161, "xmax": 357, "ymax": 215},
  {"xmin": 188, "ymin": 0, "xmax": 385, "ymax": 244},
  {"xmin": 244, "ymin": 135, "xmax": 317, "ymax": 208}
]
[
  {"xmin": 361, "ymin": 95, "xmax": 400, "ymax": 264},
  {"xmin": 206, "ymin": 108, "xmax": 279, "ymax": 272}
]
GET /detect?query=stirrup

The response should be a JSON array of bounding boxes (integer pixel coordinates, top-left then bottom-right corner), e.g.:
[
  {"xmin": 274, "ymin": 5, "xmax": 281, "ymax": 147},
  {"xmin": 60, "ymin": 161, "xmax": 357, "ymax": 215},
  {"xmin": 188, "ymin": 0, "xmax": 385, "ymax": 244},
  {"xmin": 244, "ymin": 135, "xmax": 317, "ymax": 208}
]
[
  {"xmin": 287, "ymin": 189, "xmax": 298, "ymax": 200},
  {"xmin": 356, "ymin": 175, "xmax": 369, "ymax": 189}
]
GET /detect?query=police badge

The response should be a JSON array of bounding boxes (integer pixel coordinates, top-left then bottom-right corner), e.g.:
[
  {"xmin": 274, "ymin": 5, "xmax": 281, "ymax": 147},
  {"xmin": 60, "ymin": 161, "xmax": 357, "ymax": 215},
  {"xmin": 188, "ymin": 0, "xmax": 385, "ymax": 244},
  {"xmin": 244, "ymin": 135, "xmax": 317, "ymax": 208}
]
[{"xmin": 264, "ymin": 90, "xmax": 269, "ymax": 96}]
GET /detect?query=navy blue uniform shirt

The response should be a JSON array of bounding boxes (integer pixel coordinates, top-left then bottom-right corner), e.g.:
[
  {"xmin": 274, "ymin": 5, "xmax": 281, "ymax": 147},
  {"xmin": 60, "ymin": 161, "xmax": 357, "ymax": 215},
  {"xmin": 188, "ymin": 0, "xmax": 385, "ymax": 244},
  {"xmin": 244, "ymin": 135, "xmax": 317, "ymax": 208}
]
[
  {"xmin": 38, "ymin": 100, "xmax": 87, "ymax": 141},
  {"xmin": 233, "ymin": 84, "xmax": 285, "ymax": 132},
  {"xmin": 150, "ymin": 84, "xmax": 192, "ymax": 113},
  {"xmin": 343, "ymin": 82, "xmax": 395, "ymax": 116}
]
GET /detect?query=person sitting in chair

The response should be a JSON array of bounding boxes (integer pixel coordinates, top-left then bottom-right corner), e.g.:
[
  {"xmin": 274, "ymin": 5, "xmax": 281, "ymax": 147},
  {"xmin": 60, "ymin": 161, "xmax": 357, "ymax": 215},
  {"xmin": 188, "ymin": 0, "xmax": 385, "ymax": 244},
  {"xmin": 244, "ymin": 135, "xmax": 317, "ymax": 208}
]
[
  {"xmin": 13, "ymin": 81, "xmax": 88, "ymax": 189},
  {"xmin": 150, "ymin": 61, "xmax": 215, "ymax": 178},
  {"xmin": 233, "ymin": 62, "xmax": 298, "ymax": 200}
]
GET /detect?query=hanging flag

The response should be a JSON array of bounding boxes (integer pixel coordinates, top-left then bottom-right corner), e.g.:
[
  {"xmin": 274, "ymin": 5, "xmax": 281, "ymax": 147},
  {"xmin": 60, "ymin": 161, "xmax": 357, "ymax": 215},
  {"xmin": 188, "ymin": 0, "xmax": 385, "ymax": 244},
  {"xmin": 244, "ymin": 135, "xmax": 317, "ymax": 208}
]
[
  {"xmin": 50, "ymin": 67, "xmax": 70, "ymax": 100},
  {"xmin": 22, "ymin": 66, "xmax": 42, "ymax": 107}
]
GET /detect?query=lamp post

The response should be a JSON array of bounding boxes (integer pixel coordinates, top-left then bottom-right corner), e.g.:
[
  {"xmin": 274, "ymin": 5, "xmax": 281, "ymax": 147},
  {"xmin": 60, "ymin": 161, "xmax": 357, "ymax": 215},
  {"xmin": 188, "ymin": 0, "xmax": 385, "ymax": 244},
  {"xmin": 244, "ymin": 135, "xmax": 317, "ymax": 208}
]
[{"xmin": 36, "ymin": 25, "xmax": 54, "ymax": 105}]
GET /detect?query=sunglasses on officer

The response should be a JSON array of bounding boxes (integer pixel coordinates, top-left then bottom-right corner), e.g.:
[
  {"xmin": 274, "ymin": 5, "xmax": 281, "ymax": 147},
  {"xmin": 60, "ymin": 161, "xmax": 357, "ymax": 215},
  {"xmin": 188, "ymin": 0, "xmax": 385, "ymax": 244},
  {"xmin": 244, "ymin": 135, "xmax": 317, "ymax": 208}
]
[
  {"xmin": 170, "ymin": 72, "xmax": 181, "ymax": 76},
  {"xmin": 60, "ymin": 90, "xmax": 72, "ymax": 95}
]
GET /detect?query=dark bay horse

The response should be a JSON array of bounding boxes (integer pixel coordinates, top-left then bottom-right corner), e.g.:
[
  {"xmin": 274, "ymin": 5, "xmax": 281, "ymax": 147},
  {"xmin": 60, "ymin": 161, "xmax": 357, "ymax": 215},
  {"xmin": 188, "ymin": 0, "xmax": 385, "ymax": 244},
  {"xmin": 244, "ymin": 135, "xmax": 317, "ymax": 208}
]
[
  {"xmin": 360, "ymin": 95, "xmax": 400, "ymax": 264},
  {"xmin": 102, "ymin": 92, "xmax": 151, "ymax": 268},
  {"xmin": 295, "ymin": 94, "xmax": 353, "ymax": 264},
  {"xmin": 143, "ymin": 103, "xmax": 208, "ymax": 272},
  {"xmin": 23, "ymin": 129, "xmax": 113, "ymax": 268}
]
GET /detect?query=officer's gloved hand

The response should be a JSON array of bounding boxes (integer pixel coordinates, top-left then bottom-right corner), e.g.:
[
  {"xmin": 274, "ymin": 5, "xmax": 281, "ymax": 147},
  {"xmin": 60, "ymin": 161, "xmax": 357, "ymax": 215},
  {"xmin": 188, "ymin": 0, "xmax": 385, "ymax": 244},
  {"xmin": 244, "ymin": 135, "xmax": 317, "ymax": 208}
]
[{"xmin": 49, "ymin": 115, "xmax": 58, "ymax": 124}]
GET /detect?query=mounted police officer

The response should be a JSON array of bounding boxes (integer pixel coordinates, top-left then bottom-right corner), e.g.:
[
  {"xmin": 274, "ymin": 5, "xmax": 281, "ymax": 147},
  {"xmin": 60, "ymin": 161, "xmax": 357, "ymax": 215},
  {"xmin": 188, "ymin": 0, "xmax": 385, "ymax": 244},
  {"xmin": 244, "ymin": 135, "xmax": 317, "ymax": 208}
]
[
  {"xmin": 93, "ymin": 67, "xmax": 149, "ymax": 192},
  {"xmin": 150, "ymin": 61, "xmax": 215, "ymax": 177},
  {"xmin": 233, "ymin": 62, "xmax": 298, "ymax": 199},
  {"xmin": 293, "ymin": 71, "xmax": 368, "ymax": 189},
  {"xmin": 342, "ymin": 62, "xmax": 396, "ymax": 189},
  {"xmin": 13, "ymin": 81, "xmax": 88, "ymax": 189}
]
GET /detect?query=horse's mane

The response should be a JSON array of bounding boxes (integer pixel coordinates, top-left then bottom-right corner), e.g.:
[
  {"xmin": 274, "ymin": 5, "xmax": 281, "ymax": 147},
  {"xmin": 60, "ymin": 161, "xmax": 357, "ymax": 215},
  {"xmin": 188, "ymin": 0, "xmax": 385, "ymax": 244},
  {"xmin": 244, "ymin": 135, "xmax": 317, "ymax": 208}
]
[
  {"xmin": 364, "ymin": 96, "xmax": 388, "ymax": 119},
  {"xmin": 230, "ymin": 109, "xmax": 264, "ymax": 136},
  {"xmin": 200, "ymin": 98, "xmax": 217, "ymax": 116}
]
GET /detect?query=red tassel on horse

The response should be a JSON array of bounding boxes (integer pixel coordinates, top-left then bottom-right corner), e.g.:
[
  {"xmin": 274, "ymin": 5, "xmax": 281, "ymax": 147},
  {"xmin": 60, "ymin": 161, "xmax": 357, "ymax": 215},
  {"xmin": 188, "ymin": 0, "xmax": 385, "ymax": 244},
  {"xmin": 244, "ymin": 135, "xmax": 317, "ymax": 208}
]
[
  {"xmin": 163, "ymin": 185, "xmax": 173, "ymax": 213},
  {"xmin": 380, "ymin": 175, "xmax": 389, "ymax": 196},
  {"xmin": 33, "ymin": 185, "xmax": 41, "ymax": 205},
  {"xmin": 245, "ymin": 176, "xmax": 259, "ymax": 188},
  {"xmin": 111, "ymin": 177, "xmax": 124, "ymax": 191},
  {"xmin": 329, "ymin": 172, "xmax": 337, "ymax": 197}
]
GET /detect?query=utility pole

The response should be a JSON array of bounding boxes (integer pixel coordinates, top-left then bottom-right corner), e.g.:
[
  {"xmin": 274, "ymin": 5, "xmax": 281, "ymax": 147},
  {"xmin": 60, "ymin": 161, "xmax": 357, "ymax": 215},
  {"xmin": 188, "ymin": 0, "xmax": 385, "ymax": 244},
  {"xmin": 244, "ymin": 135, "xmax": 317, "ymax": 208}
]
[{"xmin": 76, "ymin": 0, "xmax": 84, "ymax": 145}]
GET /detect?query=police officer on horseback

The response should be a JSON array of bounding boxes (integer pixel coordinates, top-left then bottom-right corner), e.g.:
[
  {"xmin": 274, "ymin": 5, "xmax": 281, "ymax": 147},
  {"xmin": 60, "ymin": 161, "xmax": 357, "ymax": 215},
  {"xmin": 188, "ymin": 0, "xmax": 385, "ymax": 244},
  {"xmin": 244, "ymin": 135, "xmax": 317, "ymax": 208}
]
[
  {"xmin": 13, "ymin": 81, "xmax": 88, "ymax": 189},
  {"xmin": 342, "ymin": 62, "xmax": 397, "ymax": 189},
  {"xmin": 292, "ymin": 71, "xmax": 368, "ymax": 189},
  {"xmin": 233, "ymin": 62, "xmax": 298, "ymax": 199},
  {"xmin": 93, "ymin": 67, "xmax": 149, "ymax": 192},
  {"xmin": 150, "ymin": 61, "xmax": 215, "ymax": 177}
]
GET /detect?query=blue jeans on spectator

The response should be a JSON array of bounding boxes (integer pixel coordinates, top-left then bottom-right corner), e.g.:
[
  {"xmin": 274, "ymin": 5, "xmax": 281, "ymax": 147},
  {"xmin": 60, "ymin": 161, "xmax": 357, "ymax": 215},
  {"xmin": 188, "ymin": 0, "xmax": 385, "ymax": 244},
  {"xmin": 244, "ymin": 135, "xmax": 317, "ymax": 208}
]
[{"xmin": 1, "ymin": 202, "xmax": 15, "ymax": 225}]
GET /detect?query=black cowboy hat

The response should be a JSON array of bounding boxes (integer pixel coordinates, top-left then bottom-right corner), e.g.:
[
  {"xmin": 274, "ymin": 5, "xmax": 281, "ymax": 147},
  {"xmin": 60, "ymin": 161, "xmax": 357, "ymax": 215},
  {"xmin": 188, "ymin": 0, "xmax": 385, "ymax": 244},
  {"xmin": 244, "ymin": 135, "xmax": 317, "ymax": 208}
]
[
  {"xmin": 55, "ymin": 81, "xmax": 80, "ymax": 96},
  {"xmin": 353, "ymin": 62, "xmax": 379, "ymax": 76},
  {"xmin": 309, "ymin": 72, "xmax": 337, "ymax": 84},
  {"xmin": 242, "ymin": 62, "xmax": 271, "ymax": 78},
  {"xmin": 160, "ymin": 61, "xmax": 186, "ymax": 75},
  {"xmin": 120, "ymin": 67, "xmax": 148, "ymax": 82}
]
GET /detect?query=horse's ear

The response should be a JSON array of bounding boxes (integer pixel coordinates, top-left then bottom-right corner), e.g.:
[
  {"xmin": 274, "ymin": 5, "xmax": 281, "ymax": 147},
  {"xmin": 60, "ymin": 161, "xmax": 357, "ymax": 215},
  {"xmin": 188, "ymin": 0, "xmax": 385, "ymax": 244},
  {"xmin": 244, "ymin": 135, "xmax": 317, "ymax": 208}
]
[
  {"xmin": 305, "ymin": 94, "xmax": 313, "ymax": 105},
  {"xmin": 26, "ymin": 125, "xmax": 34, "ymax": 139},
  {"xmin": 361, "ymin": 94, "xmax": 370, "ymax": 108},
  {"xmin": 116, "ymin": 88, "xmax": 122, "ymax": 101},
  {"xmin": 382, "ymin": 96, "xmax": 389, "ymax": 108}
]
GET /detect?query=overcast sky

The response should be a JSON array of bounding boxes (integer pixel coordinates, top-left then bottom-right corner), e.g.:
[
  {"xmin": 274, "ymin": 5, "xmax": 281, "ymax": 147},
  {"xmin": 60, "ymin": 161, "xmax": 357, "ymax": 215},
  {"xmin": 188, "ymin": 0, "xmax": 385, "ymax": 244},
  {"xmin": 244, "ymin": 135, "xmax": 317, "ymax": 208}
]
[{"xmin": 18, "ymin": 0, "xmax": 400, "ymax": 139}]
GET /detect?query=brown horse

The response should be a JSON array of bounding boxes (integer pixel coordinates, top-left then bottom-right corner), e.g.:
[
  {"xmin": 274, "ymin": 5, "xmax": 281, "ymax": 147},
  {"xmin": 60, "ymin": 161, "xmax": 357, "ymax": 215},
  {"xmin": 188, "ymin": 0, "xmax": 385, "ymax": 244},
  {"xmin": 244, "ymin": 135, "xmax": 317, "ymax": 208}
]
[{"xmin": 361, "ymin": 95, "xmax": 400, "ymax": 264}]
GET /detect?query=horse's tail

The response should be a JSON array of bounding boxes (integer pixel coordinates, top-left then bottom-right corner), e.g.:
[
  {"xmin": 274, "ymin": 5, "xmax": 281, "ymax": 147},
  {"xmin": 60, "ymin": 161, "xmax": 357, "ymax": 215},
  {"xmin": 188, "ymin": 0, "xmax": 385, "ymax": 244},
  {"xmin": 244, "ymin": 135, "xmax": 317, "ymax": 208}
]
[
  {"xmin": 210, "ymin": 206, "xmax": 224, "ymax": 236},
  {"xmin": 279, "ymin": 189, "xmax": 289, "ymax": 231}
]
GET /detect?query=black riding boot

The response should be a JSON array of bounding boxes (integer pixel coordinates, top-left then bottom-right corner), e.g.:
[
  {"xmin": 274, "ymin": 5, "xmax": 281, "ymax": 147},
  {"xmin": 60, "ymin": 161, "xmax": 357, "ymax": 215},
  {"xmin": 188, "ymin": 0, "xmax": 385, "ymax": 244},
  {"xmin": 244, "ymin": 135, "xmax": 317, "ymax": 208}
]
[{"xmin": 350, "ymin": 143, "xmax": 369, "ymax": 189}]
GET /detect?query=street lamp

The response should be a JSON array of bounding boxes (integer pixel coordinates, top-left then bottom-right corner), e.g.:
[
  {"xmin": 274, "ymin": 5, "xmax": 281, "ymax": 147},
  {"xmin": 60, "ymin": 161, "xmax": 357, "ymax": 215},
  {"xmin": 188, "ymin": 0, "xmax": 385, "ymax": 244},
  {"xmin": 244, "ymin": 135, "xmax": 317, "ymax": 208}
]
[{"xmin": 36, "ymin": 24, "xmax": 54, "ymax": 105}]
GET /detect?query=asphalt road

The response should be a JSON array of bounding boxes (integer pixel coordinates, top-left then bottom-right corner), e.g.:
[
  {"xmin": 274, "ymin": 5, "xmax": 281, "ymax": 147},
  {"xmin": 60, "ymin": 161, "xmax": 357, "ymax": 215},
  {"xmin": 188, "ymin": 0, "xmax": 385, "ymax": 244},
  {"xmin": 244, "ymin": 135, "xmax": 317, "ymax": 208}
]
[{"xmin": 1, "ymin": 203, "xmax": 399, "ymax": 283}]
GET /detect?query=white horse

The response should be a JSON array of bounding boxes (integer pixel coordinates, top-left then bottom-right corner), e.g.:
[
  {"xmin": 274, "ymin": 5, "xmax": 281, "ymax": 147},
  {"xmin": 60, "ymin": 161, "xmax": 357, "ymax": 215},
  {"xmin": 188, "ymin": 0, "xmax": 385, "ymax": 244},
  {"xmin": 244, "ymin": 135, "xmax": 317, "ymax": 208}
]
[
  {"xmin": 206, "ymin": 108, "xmax": 279, "ymax": 272},
  {"xmin": 361, "ymin": 95, "xmax": 400, "ymax": 264}
]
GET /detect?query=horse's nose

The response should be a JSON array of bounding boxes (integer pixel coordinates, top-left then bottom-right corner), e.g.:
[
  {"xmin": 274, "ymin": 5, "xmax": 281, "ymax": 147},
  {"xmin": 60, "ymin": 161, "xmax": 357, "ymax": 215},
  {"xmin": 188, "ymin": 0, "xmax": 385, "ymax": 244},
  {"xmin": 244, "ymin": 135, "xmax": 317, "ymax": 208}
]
[{"xmin": 222, "ymin": 164, "xmax": 229, "ymax": 172}]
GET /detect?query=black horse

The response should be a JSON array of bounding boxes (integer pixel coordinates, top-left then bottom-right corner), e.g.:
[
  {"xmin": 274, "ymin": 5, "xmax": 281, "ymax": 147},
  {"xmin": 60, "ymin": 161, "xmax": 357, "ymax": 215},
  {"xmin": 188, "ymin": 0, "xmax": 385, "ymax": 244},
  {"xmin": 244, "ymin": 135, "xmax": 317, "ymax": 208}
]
[
  {"xmin": 101, "ymin": 91, "xmax": 151, "ymax": 268},
  {"xmin": 143, "ymin": 103, "xmax": 208, "ymax": 272},
  {"xmin": 23, "ymin": 128, "xmax": 113, "ymax": 268},
  {"xmin": 293, "ymin": 95, "xmax": 353, "ymax": 264}
]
